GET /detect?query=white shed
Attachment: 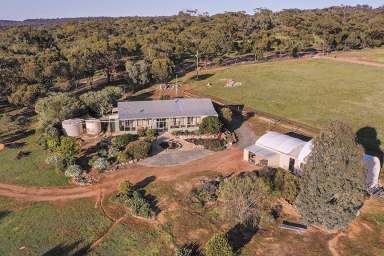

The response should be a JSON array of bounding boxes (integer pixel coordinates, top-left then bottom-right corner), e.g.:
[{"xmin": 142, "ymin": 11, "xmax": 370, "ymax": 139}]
[{"xmin": 62, "ymin": 119, "xmax": 83, "ymax": 137}]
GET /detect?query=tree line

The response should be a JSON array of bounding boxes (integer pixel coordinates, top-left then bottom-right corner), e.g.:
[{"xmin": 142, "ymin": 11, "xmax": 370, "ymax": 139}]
[{"xmin": 1, "ymin": 5, "xmax": 383, "ymax": 106}]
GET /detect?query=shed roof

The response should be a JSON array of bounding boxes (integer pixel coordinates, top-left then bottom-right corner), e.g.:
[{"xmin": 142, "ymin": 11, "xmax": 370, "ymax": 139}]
[
  {"xmin": 246, "ymin": 144, "xmax": 279, "ymax": 159},
  {"xmin": 255, "ymin": 131, "xmax": 307, "ymax": 157},
  {"xmin": 118, "ymin": 98, "xmax": 217, "ymax": 120}
]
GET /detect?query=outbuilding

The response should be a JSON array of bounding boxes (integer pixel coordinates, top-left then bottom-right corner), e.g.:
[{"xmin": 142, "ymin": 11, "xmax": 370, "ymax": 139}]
[{"xmin": 244, "ymin": 131, "xmax": 381, "ymax": 188}]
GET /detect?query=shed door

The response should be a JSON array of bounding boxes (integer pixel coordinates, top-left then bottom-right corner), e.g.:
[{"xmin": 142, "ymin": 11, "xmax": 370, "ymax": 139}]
[{"xmin": 289, "ymin": 158, "xmax": 295, "ymax": 172}]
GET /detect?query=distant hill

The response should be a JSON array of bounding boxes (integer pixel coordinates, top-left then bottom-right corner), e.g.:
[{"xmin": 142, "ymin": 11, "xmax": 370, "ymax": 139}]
[{"xmin": 0, "ymin": 17, "xmax": 118, "ymax": 27}]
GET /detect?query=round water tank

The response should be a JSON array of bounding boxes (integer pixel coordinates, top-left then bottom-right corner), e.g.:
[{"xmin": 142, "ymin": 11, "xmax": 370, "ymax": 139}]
[
  {"xmin": 85, "ymin": 119, "xmax": 101, "ymax": 135},
  {"xmin": 62, "ymin": 119, "xmax": 83, "ymax": 137}
]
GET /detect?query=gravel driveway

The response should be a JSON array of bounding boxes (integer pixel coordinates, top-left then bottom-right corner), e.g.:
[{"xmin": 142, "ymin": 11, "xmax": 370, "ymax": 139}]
[{"xmin": 140, "ymin": 149, "xmax": 213, "ymax": 167}]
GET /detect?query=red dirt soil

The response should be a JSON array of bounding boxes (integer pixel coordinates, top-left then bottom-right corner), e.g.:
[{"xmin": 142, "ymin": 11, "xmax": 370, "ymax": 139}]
[{"xmin": 0, "ymin": 148, "xmax": 253, "ymax": 202}]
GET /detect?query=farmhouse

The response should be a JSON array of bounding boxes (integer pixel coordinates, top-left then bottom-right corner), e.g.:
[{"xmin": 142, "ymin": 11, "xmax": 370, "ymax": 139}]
[
  {"xmin": 244, "ymin": 131, "xmax": 381, "ymax": 188},
  {"xmin": 112, "ymin": 98, "xmax": 218, "ymax": 133}
]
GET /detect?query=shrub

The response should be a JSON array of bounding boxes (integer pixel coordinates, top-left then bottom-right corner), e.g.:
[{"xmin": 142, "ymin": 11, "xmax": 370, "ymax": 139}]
[
  {"xmin": 45, "ymin": 154, "xmax": 65, "ymax": 171},
  {"xmin": 37, "ymin": 135, "xmax": 48, "ymax": 150},
  {"xmin": 220, "ymin": 107, "xmax": 233, "ymax": 125},
  {"xmin": 65, "ymin": 164, "xmax": 83, "ymax": 177},
  {"xmin": 54, "ymin": 137, "xmax": 81, "ymax": 165},
  {"xmin": 175, "ymin": 247, "xmax": 193, "ymax": 256},
  {"xmin": 127, "ymin": 191, "xmax": 154, "ymax": 218},
  {"xmin": 137, "ymin": 127, "xmax": 146, "ymax": 137},
  {"xmin": 205, "ymin": 233, "xmax": 234, "ymax": 256},
  {"xmin": 273, "ymin": 169, "xmax": 300, "ymax": 204},
  {"xmin": 44, "ymin": 124, "xmax": 61, "ymax": 138},
  {"xmin": 92, "ymin": 157, "xmax": 109, "ymax": 172},
  {"xmin": 126, "ymin": 140, "xmax": 152, "ymax": 160},
  {"xmin": 187, "ymin": 138, "xmax": 225, "ymax": 151},
  {"xmin": 145, "ymin": 128, "xmax": 157, "ymax": 137},
  {"xmin": 116, "ymin": 151, "xmax": 129, "ymax": 163},
  {"xmin": 112, "ymin": 134, "xmax": 138, "ymax": 150},
  {"xmin": 118, "ymin": 181, "xmax": 135, "ymax": 194},
  {"xmin": 199, "ymin": 116, "xmax": 223, "ymax": 134}
]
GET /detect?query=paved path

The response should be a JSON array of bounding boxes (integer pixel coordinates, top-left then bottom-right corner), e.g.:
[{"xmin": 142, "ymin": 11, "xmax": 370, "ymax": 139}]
[
  {"xmin": 140, "ymin": 149, "xmax": 213, "ymax": 167},
  {"xmin": 0, "ymin": 148, "xmax": 253, "ymax": 202}
]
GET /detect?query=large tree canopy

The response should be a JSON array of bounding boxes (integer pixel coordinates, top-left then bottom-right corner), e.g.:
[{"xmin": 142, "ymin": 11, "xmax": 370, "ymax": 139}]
[{"xmin": 296, "ymin": 121, "xmax": 366, "ymax": 230}]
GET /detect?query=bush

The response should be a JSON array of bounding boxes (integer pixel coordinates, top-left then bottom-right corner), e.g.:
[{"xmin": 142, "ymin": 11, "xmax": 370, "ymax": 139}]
[
  {"xmin": 205, "ymin": 233, "xmax": 234, "ymax": 256},
  {"xmin": 126, "ymin": 140, "xmax": 152, "ymax": 160},
  {"xmin": 92, "ymin": 157, "xmax": 109, "ymax": 172},
  {"xmin": 44, "ymin": 124, "xmax": 61, "ymax": 138},
  {"xmin": 127, "ymin": 191, "xmax": 154, "ymax": 218},
  {"xmin": 118, "ymin": 181, "xmax": 135, "ymax": 194},
  {"xmin": 65, "ymin": 164, "xmax": 83, "ymax": 177},
  {"xmin": 220, "ymin": 107, "xmax": 233, "ymax": 125},
  {"xmin": 37, "ymin": 135, "xmax": 48, "ymax": 150},
  {"xmin": 45, "ymin": 154, "xmax": 65, "ymax": 171},
  {"xmin": 199, "ymin": 116, "xmax": 223, "ymax": 134},
  {"xmin": 116, "ymin": 151, "xmax": 129, "ymax": 163},
  {"xmin": 175, "ymin": 247, "xmax": 193, "ymax": 256},
  {"xmin": 137, "ymin": 127, "xmax": 146, "ymax": 137},
  {"xmin": 273, "ymin": 169, "xmax": 301, "ymax": 204},
  {"xmin": 145, "ymin": 129, "xmax": 157, "ymax": 137},
  {"xmin": 187, "ymin": 138, "xmax": 226, "ymax": 151},
  {"xmin": 112, "ymin": 134, "xmax": 138, "ymax": 150}
]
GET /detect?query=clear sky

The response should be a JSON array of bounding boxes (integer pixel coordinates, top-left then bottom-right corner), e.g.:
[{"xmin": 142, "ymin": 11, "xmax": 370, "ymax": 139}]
[{"xmin": 1, "ymin": 0, "xmax": 383, "ymax": 20}]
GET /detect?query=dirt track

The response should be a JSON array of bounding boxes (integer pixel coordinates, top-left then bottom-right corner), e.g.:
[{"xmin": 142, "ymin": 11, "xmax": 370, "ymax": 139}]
[
  {"xmin": 314, "ymin": 55, "xmax": 384, "ymax": 68},
  {"xmin": 0, "ymin": 148, "xmax": 253, "ymax": 202}
]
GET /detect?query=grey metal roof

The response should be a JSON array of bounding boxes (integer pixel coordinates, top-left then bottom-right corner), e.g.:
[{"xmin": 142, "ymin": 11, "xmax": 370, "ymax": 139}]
[{"xmin": 118, "ymin": 98, "xmax": 218, "ymax": 120}]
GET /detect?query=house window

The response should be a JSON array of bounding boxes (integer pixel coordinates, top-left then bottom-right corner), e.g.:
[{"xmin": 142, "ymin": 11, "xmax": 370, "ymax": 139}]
[
  {"xmin": 119, "ymin": 120, "xmax": 135, "ymax": 131},
  {"xmin": 187, "ymin": 117, "xmax": 194, "ymax": 127},
  {"xmin": 156, "ymin": 118, "xmax": 166, "ymax": 130}
]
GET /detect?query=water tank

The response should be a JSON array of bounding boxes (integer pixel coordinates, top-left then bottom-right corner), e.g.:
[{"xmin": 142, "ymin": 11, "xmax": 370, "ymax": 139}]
[
  {"xmin": 85, "ymin": 119, "xmax": 101, "ymax": 135},
  {"xmin": 62, "ymin": 119, "xmax": 83, "ymax": 137}
]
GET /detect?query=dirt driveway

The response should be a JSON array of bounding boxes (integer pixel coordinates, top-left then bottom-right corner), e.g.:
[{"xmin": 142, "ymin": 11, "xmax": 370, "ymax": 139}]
[{"xmin": 0, "ymin": 147, "xmax": 253, "ymax": 202}]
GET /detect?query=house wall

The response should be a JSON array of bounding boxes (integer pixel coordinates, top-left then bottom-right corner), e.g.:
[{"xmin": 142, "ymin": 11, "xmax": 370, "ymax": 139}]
[{"xmin": 117, "ymin": 116, "xmax": 205, "ymax": 134}]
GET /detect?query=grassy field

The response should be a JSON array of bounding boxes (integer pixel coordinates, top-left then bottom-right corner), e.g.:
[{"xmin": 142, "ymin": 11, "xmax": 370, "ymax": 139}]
[
  {"xmin": 0, "ymin": 131, "xmax": 68, "ymax": 187},
  {"xmin": 189, "ymin": 59, "xmax": 384, "ymax": 139},
  {"xmin": 330, "ymin": 47, "xmax": 384, "ymax": 64},
  {"xmin": 0, "ymin": 197, "xmax": 112, "ymax": 255}
]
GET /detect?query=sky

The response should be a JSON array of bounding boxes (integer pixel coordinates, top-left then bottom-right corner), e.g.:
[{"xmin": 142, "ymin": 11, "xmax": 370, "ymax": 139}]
[{"xmin": 1, "ymin": 0, "xmax": 383, "ymax": 20}]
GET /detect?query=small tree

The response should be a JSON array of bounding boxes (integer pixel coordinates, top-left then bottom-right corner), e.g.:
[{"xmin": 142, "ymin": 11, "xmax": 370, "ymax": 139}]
[
  {"xmin": 54, "ymin": 137, "xmax": 81, "ymax": 165},
  {"xmin": 199, "ymin": 116, "xmax": 223, "ymax": 134},
  {"xmin": 219, "ymin": 175, "xmax": 271, "ymax": 228},
  {"xmin": 118, "ymin": 180, "xmax": 135, "ymax": 194},
  {"xmin": 126, "ymin": 140, "xmax": 152, "ymax": 160},
  {"xmin": 296, "ymin": 121, "xmax": 366, "ymax": 230},
  {"xmin": 112, "ymin": 134, "xmax": 138, "ymax": 150},
  {"xmin": 205, "ymin": 233, "xmax": 234, "ymax": 256},
  {"xmin": 220, "ymin": 107, "xmax": 233, "ymax": 126}
]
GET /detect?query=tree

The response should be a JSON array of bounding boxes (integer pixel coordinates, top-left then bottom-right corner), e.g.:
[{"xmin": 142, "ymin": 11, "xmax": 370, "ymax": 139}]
[
  {"xmin": 205, "ymin": 233, "xmax": 234, "ymax": 256},
  {"xmin": 199, "ymin": 116, "xmax": 223, "ymax": 134},
  {"xmin": 7, "ymin": 84, "xmax": 42, "ymax": 107},
  {"xmin": 125, "ymin": 60, "xmax": 150, "ymax": 90},
  {"xmin": 220, "ymin": 108, "xmax": 233, "ymax": 126},
  {"xmin": 219, "ymin": 175, "xmax": 271, "ymax": 227},
  {"xmin": 296, "ymin": 121, "xmax": 366, "ymax": 230},
  {"xmin": 35, "ymin": 93, "xmax": 84, "ymax": 125},
  {"xmin": 150, "ymin": 57, "xmax": 174, "ymax": 82},
  {"xmin": 53, "ymin": 137, "xmax": 81, "ymax": 166}
]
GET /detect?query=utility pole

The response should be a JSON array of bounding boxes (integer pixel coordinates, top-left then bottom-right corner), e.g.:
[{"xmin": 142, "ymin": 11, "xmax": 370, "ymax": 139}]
[
  {"xmin": 175, "ymin": 74, "xmax": 179, "ymax": 97},
  {"xmin": 195, "ymin": 50, "xmax": 199, "ymax": 80}
]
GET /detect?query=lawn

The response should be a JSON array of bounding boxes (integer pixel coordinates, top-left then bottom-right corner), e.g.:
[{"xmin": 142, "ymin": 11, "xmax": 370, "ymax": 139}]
[
  {"xmin": 0, "ymin": 130, "xmax": 69, "ymax": 187},
  {"xmin": 189, "ymin": 59, "xmax": 384, "ymax": 140},
  {"xmin": 0, "ymin": 197, "xmax": 112, "ymax": 255},
  {"xmin": 330, "ymin": 47, "xmax": 384, "ymax": 64}
]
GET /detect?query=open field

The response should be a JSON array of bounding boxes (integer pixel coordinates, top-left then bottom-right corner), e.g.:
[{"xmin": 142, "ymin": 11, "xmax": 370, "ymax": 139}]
[
  {"xmin": 329, "ymin": 48, "xmax": 384, "ymax": 64},
  {"xmin": 0, "ymin": 131, "xmax": 68, "ymax": 187},
  {"xmin": 189, "ymin": 59, "xmax": 384, "ymax": 140},
  {"xmin": 0, "ymin": 197, "xmax": 112, "ymax": 255}
]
